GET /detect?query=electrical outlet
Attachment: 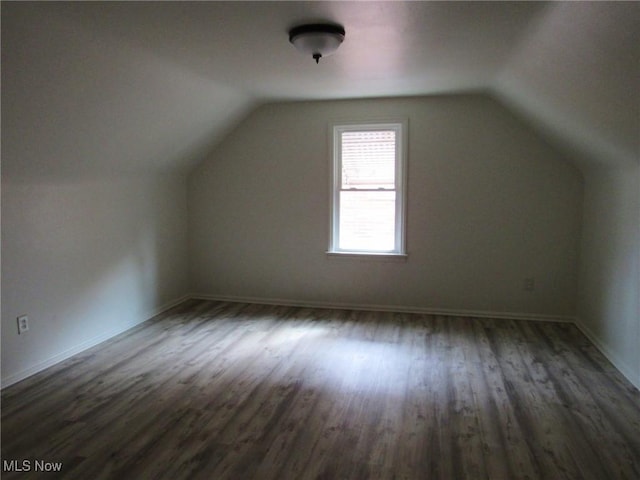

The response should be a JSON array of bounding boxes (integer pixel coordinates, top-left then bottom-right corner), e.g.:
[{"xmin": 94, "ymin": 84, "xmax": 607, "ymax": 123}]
[
  {"xmin": 523, "ymin": 278, "xmax": 535, "ymax": 292},
  {"xmin": 17, "ymin": 315, "xmax": 29, "ymax": 334}
]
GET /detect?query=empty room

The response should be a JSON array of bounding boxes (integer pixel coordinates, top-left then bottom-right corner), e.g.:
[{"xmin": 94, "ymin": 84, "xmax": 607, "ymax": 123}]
[{"xmin": 1, "ymin": 1, "xmax": 639, "ymax": 479}]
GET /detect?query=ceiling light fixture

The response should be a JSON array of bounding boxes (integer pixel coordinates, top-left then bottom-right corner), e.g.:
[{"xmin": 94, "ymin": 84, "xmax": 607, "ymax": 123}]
[{"xmin": 289, "ymin": 23, "xmax": 345, "ymax": 64}]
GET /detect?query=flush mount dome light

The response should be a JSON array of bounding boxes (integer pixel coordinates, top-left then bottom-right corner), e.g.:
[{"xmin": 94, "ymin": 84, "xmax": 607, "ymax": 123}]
[{"xmin": 289, "ymin": 23, "xmax": 345, "ymax": 64}]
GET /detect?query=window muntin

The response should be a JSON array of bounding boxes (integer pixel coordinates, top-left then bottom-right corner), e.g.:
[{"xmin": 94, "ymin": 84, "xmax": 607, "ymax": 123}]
[{"xmin": 330, "ymin": 122, "xmax": 406, "ymax": 255}]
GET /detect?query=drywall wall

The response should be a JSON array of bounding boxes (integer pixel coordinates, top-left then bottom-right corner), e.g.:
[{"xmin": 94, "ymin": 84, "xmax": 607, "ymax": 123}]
[
  {"xmin": 2, "ymin": 2, "xmax": 193, "ymax": 387},
  {"xmin": 1, "ymin": 175, "xmax": 189, "ymax": 386},
  {"xmin": 189, "ymin": 95, "xmax": 583, "ymax": 318},
  {"xmin": 493, "ymin": 0, "xmax": 640, "ymax": 391},
  {"xmin": 578, "ymin": 165, "xmax": 640, "ymax": 389}
]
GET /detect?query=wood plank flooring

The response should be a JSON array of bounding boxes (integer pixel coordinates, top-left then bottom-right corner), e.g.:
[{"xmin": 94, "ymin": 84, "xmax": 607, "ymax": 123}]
[{"xmin": 2, "ymin": 299, "xmax": 639, "ymax": 479}]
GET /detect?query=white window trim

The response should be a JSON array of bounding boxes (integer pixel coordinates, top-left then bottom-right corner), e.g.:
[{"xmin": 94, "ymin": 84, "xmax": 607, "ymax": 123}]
[{"xmin": 328, "ymin": 119, "xmax": 408, "ymax": 258}]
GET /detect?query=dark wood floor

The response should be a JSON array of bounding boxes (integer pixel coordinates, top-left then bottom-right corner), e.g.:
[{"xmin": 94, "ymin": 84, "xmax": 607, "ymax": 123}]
[{"xmin": 2, "ymin": 300, "xmax": 639, "ymax": 479}]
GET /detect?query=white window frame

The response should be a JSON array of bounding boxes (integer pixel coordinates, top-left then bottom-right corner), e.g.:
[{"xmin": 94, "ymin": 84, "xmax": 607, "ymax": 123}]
[{"xmin": 328, "ymin": 119, "xmax": 408, "ymax": 258}]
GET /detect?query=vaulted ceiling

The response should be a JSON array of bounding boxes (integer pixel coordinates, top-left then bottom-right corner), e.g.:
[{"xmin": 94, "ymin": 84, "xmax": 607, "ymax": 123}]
[{"xmin": 2, "ymin": 1, "xmax": 638, "ymax": 179}]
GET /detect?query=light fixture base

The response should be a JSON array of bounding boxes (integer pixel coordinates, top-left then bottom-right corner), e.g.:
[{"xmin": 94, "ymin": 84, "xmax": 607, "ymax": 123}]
[{"xmin": 289, "ymin": 23, "xmax": 345, "ymax": 64}]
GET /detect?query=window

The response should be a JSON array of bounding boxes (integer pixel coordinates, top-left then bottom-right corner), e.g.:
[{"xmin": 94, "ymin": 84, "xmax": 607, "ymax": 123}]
[{"xmin": 329, "ymin": 121, "xmax": 407, "ymax": 256}]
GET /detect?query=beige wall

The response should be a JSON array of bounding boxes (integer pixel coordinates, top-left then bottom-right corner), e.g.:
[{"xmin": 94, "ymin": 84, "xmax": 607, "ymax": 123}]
[
  {"xmin": 578, "ymin": 165, "xmax": 640, "ymax": 388},
  {"xmin": 1, "ymin": 175, "xmax": 189, "ymax": 385},
  {"xmin": 188, "ymin": 95, "xmax": 583, "ymax": 318},
  {"xmin": 494, "ymin": 0, "xmax": 640, "ymax": 390}
]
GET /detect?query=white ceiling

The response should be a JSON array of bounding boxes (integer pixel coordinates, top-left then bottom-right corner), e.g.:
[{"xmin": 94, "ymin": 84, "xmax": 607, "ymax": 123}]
[
  {"xmin": 2, "ymin": 1, "xmax": 637, "ymax": 179},
  {"xmin": 47, "ymin": 1, "xmax": 547, "ymax": 99}
]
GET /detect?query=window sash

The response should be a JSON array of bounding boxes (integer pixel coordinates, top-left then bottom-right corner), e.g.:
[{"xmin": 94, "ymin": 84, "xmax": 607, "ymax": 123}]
[{"xmin": 338, "ymin": 190, "xmax": 396, "ymax": 252}]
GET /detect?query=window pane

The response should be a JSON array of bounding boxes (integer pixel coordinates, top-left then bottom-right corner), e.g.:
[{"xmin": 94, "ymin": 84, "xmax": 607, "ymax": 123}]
[
  {"xmin": 339, "ymin": 191, "xmax": 395, "ymax": 251},
  {"xmin": 341, "ymin": 130, "xmax": 395, "ymax": 189}
]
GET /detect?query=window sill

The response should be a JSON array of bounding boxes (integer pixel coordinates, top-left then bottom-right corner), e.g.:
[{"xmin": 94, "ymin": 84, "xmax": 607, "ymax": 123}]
[{"xmin": 326, "ymin": 251, "xmax": 408, "ymax": 262}]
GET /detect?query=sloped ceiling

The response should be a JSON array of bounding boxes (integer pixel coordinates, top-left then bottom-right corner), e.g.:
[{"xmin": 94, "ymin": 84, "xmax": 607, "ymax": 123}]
[
  {"xmin": 497, "ymin": 1, "xmax": 639, "ymax": 169},
  {"xmin": 2, "ymin": 1, "xmax": 637, "ymax": 180}
]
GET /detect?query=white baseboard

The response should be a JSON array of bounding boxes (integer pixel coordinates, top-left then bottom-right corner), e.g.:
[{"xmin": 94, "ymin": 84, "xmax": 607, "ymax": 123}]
[
  {"xmin": 1, "ymin": 294, "xmax": 191, "ymax": 390},
  {"xmin": 190, "ymin": 293, "xmax": 576, "ymax": 323},
  {"xmin": 144, "ymin": 294, "xmax": 192, "ymax": 321},
  {"xmin": 575, "ymin": 319, "xmax": 640, "ymax": 391}
]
